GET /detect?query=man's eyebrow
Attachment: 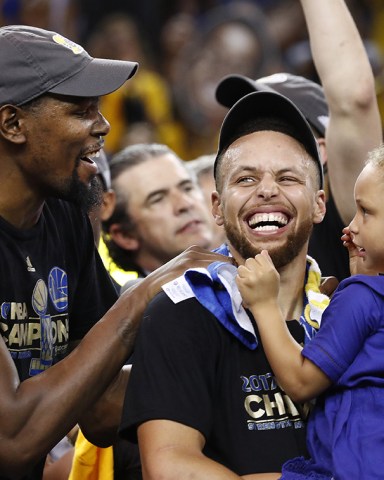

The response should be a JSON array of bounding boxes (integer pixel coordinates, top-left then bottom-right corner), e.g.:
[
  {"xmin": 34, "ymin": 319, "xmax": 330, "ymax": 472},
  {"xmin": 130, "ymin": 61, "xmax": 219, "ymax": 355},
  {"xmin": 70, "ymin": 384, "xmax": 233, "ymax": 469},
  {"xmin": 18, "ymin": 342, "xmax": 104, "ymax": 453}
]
[
  {"xmin": 145, "ymin": 178, "xmax": 194, "ymax": 201},
  {"xmin": 229, "ymin": 164, "xmax": 258, "ymax": 176},
  {"xmin": 178, "ymin": 178, "xmax": 194, "ymax": 187},
  {"xmin": 277, "ymin": 167, "xmax": 303, "ymax": 175},
  {"xmin": 229, "ymin": 165, "xmax": 303, "ymax": 176}
]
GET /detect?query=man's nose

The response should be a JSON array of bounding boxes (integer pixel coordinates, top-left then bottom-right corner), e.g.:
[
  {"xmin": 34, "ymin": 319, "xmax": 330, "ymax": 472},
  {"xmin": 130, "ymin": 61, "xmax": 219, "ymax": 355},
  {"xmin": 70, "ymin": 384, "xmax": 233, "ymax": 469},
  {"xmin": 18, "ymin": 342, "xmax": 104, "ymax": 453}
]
[
  {"xmin": 93, "ymin": 112, "xmax": 110, "ymax": 137},
  {"xmin": 254, "ymin": 176, "xmax": 279, "ymax": 199},
  {"xmin": 173, "ymin": 189, "xmax": 195, "ymax": 214}
]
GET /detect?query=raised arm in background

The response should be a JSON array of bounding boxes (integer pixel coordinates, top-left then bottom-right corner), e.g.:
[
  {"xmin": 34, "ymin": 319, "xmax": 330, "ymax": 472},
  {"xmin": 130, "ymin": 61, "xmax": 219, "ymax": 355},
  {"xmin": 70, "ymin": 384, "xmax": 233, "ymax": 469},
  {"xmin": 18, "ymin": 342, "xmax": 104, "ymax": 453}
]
[{"xmin": 301, "ymin": 0, "xmax": 382, "ymax": 224}]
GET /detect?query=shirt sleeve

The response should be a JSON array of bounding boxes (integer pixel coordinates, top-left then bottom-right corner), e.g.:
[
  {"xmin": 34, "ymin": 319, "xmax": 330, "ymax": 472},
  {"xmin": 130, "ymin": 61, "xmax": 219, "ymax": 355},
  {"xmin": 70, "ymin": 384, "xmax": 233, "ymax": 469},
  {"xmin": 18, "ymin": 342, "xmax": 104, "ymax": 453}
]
[{"xmin": 302, "ymin": 280, "xmax": 381, "ymax": 383}]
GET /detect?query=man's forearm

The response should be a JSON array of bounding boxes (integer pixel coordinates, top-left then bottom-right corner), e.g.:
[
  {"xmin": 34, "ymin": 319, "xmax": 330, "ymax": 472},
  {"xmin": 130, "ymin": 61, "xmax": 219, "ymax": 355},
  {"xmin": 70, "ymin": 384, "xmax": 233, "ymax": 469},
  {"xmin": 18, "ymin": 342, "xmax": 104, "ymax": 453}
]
[
  {"xmin": 0, "ymin": 281, "xmax": 147, "ymax": 476},
  {"xmin": 300, "ymin": 0, "xmax": 372, "ymax": 94}
]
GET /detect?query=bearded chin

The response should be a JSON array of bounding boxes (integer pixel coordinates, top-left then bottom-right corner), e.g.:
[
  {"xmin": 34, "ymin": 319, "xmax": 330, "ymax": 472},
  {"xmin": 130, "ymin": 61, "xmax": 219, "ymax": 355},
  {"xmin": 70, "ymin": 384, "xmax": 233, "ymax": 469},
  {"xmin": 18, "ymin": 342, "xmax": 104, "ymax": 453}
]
[
  {"xmin": 224, "ymin": 219, "xmax": 313, "ymax": 269},
  {"xmin": 59, "ymin": 172, "xmax": 100, "ymax": 212}
]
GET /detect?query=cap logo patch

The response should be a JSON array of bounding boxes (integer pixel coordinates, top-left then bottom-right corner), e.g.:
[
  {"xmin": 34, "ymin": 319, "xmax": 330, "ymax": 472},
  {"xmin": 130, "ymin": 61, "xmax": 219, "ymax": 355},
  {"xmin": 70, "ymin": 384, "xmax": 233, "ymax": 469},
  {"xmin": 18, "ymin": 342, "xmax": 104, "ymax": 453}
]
[
  {"xmin": 52, "ymin": 33, "xmax": 83, "ymax": 55},
  {"xmin": 317, "ymin": 115, "xmax": 329, "ymax": 129},
  {"xmin": 256, "ymin": 73, "xmax": 288, "ymax": 85}
]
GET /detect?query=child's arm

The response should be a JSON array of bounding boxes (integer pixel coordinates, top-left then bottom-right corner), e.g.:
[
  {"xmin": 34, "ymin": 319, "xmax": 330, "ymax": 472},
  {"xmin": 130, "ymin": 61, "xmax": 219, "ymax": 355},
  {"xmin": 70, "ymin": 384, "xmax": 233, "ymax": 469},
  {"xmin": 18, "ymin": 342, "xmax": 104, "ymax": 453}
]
[{"xmin": 236, "ymin": 250, "xmax": 332, "ymax": 403}]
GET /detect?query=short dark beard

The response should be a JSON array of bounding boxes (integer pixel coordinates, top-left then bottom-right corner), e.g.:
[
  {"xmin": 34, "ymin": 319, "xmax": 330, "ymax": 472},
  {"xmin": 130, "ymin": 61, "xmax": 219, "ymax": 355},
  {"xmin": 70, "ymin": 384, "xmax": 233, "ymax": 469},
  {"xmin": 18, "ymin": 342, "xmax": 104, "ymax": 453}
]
[
  {"xmin": 59, "ymin": 170, "xmax": 100, "ymax": 212},
  {"xmin": 224, "ymin": 217, "xmax": 313, "ymax": 269},
  {"xmin": 84, "ymin": 176, "xmax": 104, "ymax": 213}
]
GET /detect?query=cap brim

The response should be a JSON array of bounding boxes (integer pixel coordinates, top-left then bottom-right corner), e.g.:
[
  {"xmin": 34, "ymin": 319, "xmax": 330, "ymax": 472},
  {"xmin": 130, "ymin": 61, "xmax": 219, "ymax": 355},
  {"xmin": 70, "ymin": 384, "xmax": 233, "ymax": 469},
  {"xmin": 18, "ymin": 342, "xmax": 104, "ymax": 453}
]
[
  {"xmin": 217, "ymin": 91, "xmax": 323, "ymax": 187},
  {"xmin": 49, "ymin": 57, "xmax": 138, "ymax": 98},
  {"xmin": 216, "ymin": 74, "xmax": 262, "ymax": 108}
]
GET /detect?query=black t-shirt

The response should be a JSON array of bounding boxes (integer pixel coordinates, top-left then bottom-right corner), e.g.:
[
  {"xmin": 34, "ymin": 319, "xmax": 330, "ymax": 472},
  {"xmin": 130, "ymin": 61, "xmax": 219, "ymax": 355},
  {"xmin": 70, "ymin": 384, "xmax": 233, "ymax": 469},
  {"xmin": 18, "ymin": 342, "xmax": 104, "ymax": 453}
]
[
  {"xmin": 0, "ymin": 198, "xmax": 118, "ymax": 480},
  {"xmin": 120, "ymin": 292, "xmax": 309, "ymax": 475},
  {"xmin": 308, "ymin": 190, "xmax": 349, "ymax": 281}
]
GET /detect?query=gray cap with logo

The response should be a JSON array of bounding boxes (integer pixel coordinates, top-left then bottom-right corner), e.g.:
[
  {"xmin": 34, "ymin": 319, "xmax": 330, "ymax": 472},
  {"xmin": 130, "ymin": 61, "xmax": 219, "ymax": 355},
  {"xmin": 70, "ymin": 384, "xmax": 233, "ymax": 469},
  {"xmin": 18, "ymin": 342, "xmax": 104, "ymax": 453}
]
[
  {"xmin": 0, "ymin": 25, "xmax": 138, "ymax": 106},
  {"xmin": 216, "ymin": 72, "xmax": 329, "ymax": 137}
]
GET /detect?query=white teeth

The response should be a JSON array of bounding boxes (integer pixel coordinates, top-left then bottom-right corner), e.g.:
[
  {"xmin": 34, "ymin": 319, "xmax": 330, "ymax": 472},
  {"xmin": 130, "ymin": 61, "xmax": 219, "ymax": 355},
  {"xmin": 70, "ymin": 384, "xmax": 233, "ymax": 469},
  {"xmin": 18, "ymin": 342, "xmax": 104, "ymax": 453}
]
[
  {"xmin": 88, "ymin": 150, "xmax": 100, "ymax": 159},
  {"xmin": 248, "ymin": 212, "xmax": 288, "ymax": 229},
  {"xmin": 254, "ymin": 225, "xmax": 280, "ymax": 231}
]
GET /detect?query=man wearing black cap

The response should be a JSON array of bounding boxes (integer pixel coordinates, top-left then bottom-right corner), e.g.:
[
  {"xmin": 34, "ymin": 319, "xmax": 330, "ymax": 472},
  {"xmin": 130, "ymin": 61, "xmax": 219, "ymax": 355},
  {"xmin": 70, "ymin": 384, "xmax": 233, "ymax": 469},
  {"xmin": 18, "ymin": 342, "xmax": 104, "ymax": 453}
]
[
  {"xmin": 0, "ymin": 26, "xmax": 227, "ymax": 479},
  {"xmin": 119, "ymin": 90, "xmax": 328, "ymax": 478},
  {"xmin": 216, "ymin": 0, "xmax": 382, "ymax": 282}
]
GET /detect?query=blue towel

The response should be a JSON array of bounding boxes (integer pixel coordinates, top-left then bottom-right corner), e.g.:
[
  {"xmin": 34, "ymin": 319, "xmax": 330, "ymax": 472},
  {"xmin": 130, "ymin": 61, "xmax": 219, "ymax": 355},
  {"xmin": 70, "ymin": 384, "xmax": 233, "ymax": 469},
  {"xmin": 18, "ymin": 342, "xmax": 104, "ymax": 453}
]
[
  {"xmin": 161, "ymin": 244, "xmax": 328, "ymax": 350},
  {"xmin": 184, "ymin": 260, "xmax": 258, "ymax": 350}
]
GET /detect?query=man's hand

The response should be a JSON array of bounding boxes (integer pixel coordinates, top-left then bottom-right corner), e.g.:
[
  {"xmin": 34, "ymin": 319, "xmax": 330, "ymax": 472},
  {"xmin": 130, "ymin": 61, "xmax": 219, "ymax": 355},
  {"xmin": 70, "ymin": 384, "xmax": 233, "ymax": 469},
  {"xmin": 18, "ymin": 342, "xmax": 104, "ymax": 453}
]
[
  {"xmin": 319, "ymin": 276, "xmax": 338, "ymax": 298},
  {"xmin": 142, "ymin": 245, "xmax": 234, "ymax": 302}
]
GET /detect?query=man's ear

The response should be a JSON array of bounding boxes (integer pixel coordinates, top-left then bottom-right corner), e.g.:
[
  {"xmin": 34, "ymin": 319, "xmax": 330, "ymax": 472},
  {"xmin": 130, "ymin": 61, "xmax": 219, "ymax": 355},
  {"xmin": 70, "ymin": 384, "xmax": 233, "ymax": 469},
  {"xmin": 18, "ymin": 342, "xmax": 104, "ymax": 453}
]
[
  {"xmin": 109, "ymin": 223, "xmax": 139, "ymax": 252},
  {"xmin": 0, "ymin": 105, "xmax": 28, "ymax": 144},
  {"xmin": 100, "ymin": 190, "xmax": 116, "ymax": 222},
  {"xmin": 313, "ymin": 190, "xmax": 326, "ymax": 225},
  {"xmin": 211, "ymin": 191, "xmax": 224, "ymax": 226}
]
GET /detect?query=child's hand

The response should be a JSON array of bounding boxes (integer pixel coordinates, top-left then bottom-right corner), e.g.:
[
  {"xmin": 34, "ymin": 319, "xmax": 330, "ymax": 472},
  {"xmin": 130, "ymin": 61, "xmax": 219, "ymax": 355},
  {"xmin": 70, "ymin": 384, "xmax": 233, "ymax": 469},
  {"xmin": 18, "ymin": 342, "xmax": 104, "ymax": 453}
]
[
  {"xmin": 236, "ymin": 250, "xmax": 280, "ymax": 311},
  {"xmin": 341, "ymin": 226, "xmax": 360, "ymax": 275},
  {"xmin": 341, "ymin": 226, "xmax": 376, "ymax": 276}
]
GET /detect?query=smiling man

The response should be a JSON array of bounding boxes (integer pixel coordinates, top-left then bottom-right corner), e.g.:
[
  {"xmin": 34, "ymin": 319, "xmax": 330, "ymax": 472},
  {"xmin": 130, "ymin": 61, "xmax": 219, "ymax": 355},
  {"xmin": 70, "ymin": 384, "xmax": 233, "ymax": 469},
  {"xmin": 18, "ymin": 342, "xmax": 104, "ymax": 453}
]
[
  {"xmin": 0, "ymin": 26, "xmax": 228, "ymax": 480},
  {"xmin": 119, "ymin": 91, "xmax": 327, "ymax": 479}
]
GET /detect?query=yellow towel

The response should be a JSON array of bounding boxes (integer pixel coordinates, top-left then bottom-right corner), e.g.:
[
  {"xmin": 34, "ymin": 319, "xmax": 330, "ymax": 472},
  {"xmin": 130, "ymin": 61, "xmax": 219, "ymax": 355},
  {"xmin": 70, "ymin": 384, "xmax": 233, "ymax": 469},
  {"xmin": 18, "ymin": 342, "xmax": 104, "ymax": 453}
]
[
  {"xmin": 68, "ymin": 430, "xmax": 114, "ymax": 480},
  {"xmin": 301, "ymin": 255, "xmax": 330, "ymax": 342}
]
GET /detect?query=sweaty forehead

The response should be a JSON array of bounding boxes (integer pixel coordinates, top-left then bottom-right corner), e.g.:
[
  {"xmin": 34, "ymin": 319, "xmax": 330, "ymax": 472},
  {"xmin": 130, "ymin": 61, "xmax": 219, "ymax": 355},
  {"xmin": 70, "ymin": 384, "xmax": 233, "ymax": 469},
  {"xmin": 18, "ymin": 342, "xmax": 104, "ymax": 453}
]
[{"xmin": 219, "ymin": 130, "xmax": 312, "ymax": 178}]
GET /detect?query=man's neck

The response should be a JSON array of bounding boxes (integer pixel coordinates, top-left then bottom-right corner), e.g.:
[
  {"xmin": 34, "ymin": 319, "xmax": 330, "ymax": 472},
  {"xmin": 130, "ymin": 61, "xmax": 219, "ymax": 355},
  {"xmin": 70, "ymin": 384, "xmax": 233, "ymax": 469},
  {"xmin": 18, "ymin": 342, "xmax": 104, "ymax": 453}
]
[
  {"xmin": 277, "ymin": 255, "xmax": 307, "ymax": 321},
  {"xmin": 0, "ymin": 163, "xmax": 45, "ymax": 229},
  {"xmin": 0, "ymin": 199, "xmax": 44, "ymax": 229}
]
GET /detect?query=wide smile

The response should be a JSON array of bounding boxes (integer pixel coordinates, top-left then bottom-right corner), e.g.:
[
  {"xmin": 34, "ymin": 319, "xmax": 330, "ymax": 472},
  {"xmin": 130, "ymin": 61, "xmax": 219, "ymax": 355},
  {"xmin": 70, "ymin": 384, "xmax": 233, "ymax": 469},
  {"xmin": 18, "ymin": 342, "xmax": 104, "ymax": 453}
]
[{"xmin": 246, "ymin": 210, "xmax": 291, "ymax": 235}]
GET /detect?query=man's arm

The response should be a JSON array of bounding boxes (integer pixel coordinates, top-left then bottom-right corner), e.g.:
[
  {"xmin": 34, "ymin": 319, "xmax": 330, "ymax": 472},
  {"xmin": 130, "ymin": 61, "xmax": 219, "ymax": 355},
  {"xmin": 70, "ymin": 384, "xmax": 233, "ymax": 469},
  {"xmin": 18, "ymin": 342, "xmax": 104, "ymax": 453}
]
[
  {"xmin": 138, "ymin": 420, "xmax": 280, "ymax": 480},
  {"xmin": 301, "ymin": 0, "xmax": 382, "ymax": 224},
  {"xmin": 0, "ymin": 246, "xmax": 230, "ymax": 477}
]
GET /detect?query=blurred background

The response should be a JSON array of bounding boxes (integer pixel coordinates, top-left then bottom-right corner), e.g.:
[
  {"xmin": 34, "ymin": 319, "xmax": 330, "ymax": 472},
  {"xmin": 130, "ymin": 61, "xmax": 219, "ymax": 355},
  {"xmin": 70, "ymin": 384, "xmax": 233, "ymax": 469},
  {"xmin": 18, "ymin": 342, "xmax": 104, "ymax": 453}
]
[{"xmin": 2, "ymin": 0, "xmax": 383, "ymax": 161}]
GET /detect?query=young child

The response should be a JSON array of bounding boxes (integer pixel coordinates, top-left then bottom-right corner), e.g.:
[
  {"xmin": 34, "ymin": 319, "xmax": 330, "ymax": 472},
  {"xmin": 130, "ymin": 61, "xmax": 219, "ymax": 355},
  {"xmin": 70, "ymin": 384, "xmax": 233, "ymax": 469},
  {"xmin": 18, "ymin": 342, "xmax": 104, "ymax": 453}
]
[{"xmin": 236, "ymin": 143, "xmax": 384, "ymax": 480}]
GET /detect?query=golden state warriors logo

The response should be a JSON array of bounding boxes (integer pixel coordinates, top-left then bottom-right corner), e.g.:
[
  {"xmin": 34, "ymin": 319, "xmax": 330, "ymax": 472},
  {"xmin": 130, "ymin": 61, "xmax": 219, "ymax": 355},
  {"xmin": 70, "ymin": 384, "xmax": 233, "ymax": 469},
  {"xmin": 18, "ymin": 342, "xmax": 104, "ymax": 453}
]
[
  {"xmin": 48, "ymin": 267, "xmax": 68, "ymax": 312},
  {"xmin": 52, "ymin": 33, "xmax": 83, "ymax": 54}
]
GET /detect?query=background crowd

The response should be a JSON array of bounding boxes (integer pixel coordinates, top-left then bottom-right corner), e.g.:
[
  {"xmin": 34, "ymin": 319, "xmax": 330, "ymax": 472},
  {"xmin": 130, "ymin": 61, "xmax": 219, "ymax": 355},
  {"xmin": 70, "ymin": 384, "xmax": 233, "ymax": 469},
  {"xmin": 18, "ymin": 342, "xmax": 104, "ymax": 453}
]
[
  {"xmin": 1, "ymin": 1, "xmax": 384, "ymax": 480},
  {"xmin": 1, "ymin": 0, "xmax": 384, "ymax": 162}
]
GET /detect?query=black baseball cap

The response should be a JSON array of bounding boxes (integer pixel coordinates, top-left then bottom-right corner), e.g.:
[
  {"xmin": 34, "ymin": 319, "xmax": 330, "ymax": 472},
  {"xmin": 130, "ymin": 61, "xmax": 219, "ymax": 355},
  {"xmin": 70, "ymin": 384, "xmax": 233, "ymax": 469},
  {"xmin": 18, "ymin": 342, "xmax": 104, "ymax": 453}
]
[
  {"xmin": 215, "ymin": 90, "xmax": 324, "ymax": 188},
  {"xmin": 0, "ymin": 25, "xmax": 138, "ymax": 106},
  {"xmin": 216, "ymin": 73, "xmax": 329, "ymax": 137}
]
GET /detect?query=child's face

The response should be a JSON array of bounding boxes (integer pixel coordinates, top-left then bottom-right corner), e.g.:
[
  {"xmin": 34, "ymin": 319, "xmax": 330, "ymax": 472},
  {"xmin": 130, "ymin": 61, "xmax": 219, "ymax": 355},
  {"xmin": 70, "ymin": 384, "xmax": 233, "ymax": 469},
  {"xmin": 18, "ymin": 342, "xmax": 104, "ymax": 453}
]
[{"xmin": 349, "ymin": 163, "xmax": 384, "ymax": 273}]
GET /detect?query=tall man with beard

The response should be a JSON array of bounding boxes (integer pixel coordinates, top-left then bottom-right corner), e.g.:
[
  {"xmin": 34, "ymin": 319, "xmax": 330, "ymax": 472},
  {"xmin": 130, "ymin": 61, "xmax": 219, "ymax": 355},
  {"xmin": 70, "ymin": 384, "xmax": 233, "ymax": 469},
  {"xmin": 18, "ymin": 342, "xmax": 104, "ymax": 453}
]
[
  {"xmin": 119, "ymin": 90, "xmax": 328, "ymax": 479},
  {"xmin": 0, "ymin": 26, "xmax": 229, "ymax": 480}
]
